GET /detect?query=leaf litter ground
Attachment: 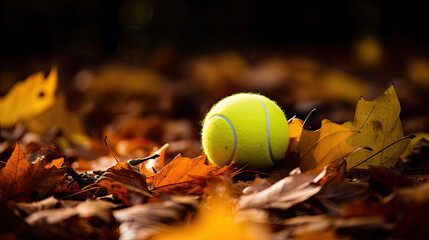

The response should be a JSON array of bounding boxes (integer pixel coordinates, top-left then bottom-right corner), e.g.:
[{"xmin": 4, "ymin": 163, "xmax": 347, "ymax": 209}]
[{"xmin": 0, "ymin": 63, "xmax": 429, "ymax": 240}]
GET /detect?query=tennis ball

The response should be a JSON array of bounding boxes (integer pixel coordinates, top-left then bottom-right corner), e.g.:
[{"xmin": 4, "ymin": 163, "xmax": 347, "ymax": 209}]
[{"xmin": 201, "ymin": 93, "xmax": 289, "ymax": 170}]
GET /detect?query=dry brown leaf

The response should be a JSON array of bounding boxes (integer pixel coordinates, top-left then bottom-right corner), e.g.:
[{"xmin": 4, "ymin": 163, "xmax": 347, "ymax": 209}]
[
  {"xmin": 25, "ymin": 199, "xmax": 118, "ymax": 239},
  {"xmin": 114, "ymin": 196, "xmax": 198, "ymax": 240},
  {"xmin": 237, "ymin": 167, "xmax": 327, "ymax": 210},
  {"xmin": 297, "ymin": 119, "xmax": 359, "ymax": 171},
  {"xmin": 96, "ymin": 162, "xmax": 151, "ymax": 205},
  {"xmin": 0, "ymin": 143, "xmax": 67, "ymax": 201}
]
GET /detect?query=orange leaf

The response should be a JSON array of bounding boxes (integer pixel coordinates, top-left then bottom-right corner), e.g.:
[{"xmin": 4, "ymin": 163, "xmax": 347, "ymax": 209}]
[
  {"xmin": 152, "ymin": 155, "xmax": 229, "ymax": 194},
  {"xmin": 297, "ymin": 119, "xmax": 359, "ymax": 171},
  {"xmin": 286, "ymin": 118, "xmax": 304, "ymax": 155},
  {"xmin": 0, "ymin": 143, "xmax": 67, "ymax": 201},
  {"xmin": 96, "ymin": 162, "xmax": 151, "ymax": 205}
]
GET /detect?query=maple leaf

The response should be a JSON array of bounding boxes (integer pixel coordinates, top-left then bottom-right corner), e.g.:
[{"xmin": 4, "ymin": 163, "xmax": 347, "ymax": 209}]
[
  {"xmin": 296, "ymin": 119, "xmax": 359, "ymax": 171},
  {"xmin": 152, "ymin": 155, "xmax": 232, "ymax": 194},
  {"xmin": 0, "ymin": 143, "xmax": 67, "ymax": 201},
  {"xmin": 0, "ymin": 67, "xmax": 57, "ymax": 128},
  {"xmin": 343, "ymin": 85, "xmax": 409, "ymax": 168},
  {"xmin": 96, "ymin": 162, "xmax": 151, "ymax": 205}
]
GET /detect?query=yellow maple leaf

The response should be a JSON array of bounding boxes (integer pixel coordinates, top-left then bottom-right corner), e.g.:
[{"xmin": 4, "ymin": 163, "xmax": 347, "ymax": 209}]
[
  {"xmin": 297, "ymin": 119, "xmax": 359, "ymax": 171},
  {"xmin": 0, "ymin": 67, "xmax": 57, "ymax": 128},
  {"xmin": 153, "ymin": 197, "xmax": 269, "ymax": 240},
  {"xmin": 343, "ymin": 85, "xmax": 409, "ymax": 168}
]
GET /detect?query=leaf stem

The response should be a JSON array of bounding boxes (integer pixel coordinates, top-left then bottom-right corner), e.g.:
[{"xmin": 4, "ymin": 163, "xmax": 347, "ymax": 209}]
[
  {"xmin": 104, "ymin": 136, "xmax": 119, "ymax": 163},
  {"xmin": 349, "ymin": 134, "xmax": 415, "ymax": 169}
]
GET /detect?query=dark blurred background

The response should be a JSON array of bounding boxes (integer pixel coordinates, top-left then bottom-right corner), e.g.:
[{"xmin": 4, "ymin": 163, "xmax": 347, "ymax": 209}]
[
  {"xmin": 1, "ymin": 0, "xmax": 428, "ymax": 160},
  {"xmin": 1, "ymin": 0, "xmax": 429, "ymax": 65}
]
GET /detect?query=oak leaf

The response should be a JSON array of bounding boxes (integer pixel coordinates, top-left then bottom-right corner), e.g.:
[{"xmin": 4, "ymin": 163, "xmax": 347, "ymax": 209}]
[
  {"xmin": 343, "ymin": 85, "xmax": 409, "ymax": 168},
  {"xmin": 297, "ymin": 119, "xmax": 359, "ymax": 171},
  {"xmin": 0, "ymin": 67, "xmax": 57, "ymax": 128},
  {"xmin": 0, "ymin": 143, "xmax": 66, "ymax": 201}
]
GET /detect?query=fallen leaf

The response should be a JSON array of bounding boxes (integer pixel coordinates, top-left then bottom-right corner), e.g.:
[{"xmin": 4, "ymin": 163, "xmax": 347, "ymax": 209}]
[
  {"xmin": 25, "ymin": 199, "xmax": 118, "ymax": 239},
  {"xmin": 0, "ymin": 67, "xmax": 57, "ymax": 128},
  {"xmin": 296, "ymin": 119, "xmax": 359, "ymax": 171},
  {"xmin": 96, "ymin": 162, "xmax": 151, "ymax": 205},
  {"xmin": 343, "ymin": 85, "xmax": 409, "ymax": 168},
  {"xmin": 237, "ymin": 167, "xmax": 327, "ymax": 210},
  {"xmin": 0, "ymin": 143, "xmax": 67, "ymax": 201},
  {"xmin": 113, "ymin": 196, "xmax": 198, "ymax": 240},
  {"xmin": 152, "ymin": 155, "xmax": 232, "ymax": 194}
]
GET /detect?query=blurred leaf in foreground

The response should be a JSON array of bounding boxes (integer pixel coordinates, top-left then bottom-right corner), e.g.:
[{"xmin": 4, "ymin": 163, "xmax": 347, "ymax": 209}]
[
  {"xmin": 24, "ymin": 95, "xmax": 89, "ymax": 145},
  {"xmin": 343, "ymin": 85, "xmax": 409, "ymax": 168},
  {"xmin": 0, "ymin": 67, "xmax": 57, "ymax": 128},
  {"xmin": 153, "ymin": 196, "xmax": 270, "ymax": 240}
]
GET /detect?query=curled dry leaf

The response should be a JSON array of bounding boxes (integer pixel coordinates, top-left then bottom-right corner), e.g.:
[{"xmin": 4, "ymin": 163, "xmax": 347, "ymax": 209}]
[
  {"xmin": 237, "ymin": 167, "xmax": 327, "ymax": 210},
  {"xmin": 96, "ymin": 162, "xmax": 151, "ymax": 205},
  {"xmin": 296, "ymin": 119, "xmax": 360, "ymax": 171},
  {"xmin": 0, "ymin": 143, "xmax": 67, "ymax": 201},
  {"xmin": 113, "ymin": 196, "xmax": 198, "ymax": 240},
  {"xmin": 343, "ymin": 85, "xmax": 409, "ymax": 168}
]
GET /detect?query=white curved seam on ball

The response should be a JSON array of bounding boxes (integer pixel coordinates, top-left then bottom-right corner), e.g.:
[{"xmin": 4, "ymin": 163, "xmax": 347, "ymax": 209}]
[
  {"xmin": 212, "ymin": 114, "xmax": 237, "ymax": 164},
  {"xmin": 258, "ymin": 99, "xmax": 274, "ymax": 164}
]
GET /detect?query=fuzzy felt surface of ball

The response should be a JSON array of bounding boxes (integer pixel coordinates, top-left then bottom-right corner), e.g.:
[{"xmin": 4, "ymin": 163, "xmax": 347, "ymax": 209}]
[{"xmin": 201, "ymin": 93, "xmax": 289, "ymax": 170}]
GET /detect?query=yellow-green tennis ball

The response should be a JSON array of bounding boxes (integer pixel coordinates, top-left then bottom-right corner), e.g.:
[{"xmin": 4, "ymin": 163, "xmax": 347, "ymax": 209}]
[{"xmin": 201, "ymin": 93, "xmax": 289, "ymax": 170}]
